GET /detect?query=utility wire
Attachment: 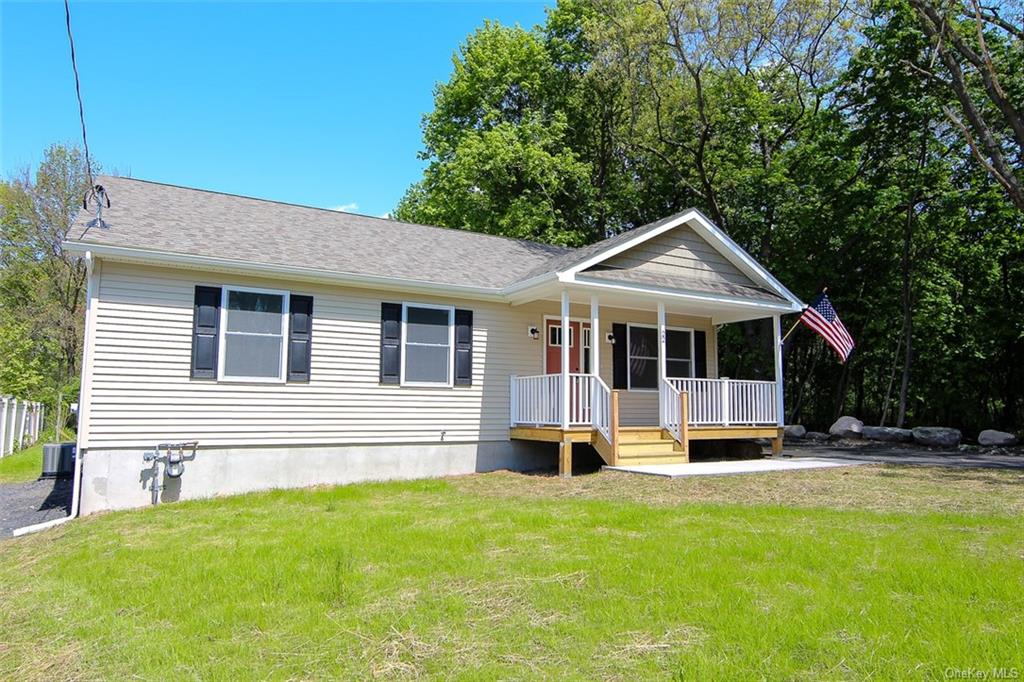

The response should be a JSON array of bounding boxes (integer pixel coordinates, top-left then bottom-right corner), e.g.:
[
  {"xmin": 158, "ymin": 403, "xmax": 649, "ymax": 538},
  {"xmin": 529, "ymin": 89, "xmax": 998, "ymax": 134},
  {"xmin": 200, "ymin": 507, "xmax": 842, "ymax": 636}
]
[{"xmin": 63, "ymin": 0, "xmax": 97, "ymax": 201}]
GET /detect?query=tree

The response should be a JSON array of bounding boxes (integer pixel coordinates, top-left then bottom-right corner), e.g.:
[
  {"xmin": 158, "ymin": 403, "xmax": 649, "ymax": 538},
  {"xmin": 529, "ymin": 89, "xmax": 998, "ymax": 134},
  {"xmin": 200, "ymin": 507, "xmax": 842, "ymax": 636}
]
[
  {"xmin": 394, "ymin": 21, "xmax": 598, "ymax": 246},
  {"xmin": 0, "ymin": 144, "xmax": 92, "ymax": 413},
  {"xmin": 905, "ymin": 0, "xmax": 1024, "ymax": 209}
]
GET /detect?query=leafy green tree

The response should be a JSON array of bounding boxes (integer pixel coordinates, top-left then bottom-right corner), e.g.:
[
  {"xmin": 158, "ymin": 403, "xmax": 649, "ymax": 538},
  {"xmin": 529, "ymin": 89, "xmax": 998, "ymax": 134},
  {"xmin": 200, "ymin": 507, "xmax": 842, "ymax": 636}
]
[{"xmin": 0, "ymin": 144, "xmax": 92, "ymax": 422}]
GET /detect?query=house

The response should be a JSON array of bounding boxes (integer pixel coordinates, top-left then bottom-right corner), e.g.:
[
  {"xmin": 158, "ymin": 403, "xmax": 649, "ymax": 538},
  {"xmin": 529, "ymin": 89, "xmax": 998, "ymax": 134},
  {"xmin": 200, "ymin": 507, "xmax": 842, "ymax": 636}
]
[{"xmin": 63, "ymin": 176, "xmax": 804, "ymax": 513}]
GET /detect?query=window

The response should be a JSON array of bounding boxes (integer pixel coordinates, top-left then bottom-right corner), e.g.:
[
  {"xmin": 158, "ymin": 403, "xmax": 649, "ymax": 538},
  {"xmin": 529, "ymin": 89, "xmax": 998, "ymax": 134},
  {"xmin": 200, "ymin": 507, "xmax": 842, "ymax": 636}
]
[
  {"xmin": 548, "ymin": 324, "xmax": 574, "ymax": 347},
  {"xmin": 582, "ymin": 327, "xmax": 592, "ymax": 374},
  {"xmin": 626, "ymin": 324, "xmax": 694, "ymax": 390},
  {"xmin": 401, "ymin": 303, "xmax": 454, "ymax": 385},
  {"xmin": 627, "ymin": 325, "xmax": 659, "ymax": 389},
  {"xmin": 219, "ymin": 287, "xmax": 289, "ymax": 381},
  {"xmin": 666, "ymin": 329, "xmax": 693, "ymax": 379}
]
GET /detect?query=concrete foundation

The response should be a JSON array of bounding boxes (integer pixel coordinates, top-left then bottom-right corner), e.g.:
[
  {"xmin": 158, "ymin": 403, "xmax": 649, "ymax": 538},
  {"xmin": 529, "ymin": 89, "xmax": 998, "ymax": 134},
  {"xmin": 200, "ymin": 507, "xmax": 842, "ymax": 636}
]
[{"xmin": 79, "ymin": 440, "xmax": 554, "ymax": 514}]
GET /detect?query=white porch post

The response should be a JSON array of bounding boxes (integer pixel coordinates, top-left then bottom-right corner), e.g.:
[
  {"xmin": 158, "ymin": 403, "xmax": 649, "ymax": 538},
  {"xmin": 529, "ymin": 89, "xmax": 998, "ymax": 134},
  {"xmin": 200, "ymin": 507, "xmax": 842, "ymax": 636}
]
[
  {"xmin": 561, "ymin": 289, "xmax": 571, "ymax": 430},
  {"xmin": 773, "ymin": 314, "xmax": 785, "ymax": 426},
  {"xmin": 590, "ymin": 295, "xmax": 600, "ymax": 378},
  {"xmin": 657, "ymin": 302, "xmax": 667, "ymax": 381}
]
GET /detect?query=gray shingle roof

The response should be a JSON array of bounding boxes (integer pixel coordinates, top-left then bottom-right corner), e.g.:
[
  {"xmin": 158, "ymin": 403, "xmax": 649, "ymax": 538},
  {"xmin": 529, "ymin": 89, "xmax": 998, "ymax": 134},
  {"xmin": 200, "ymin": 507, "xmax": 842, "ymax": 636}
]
[
  {"xmin": 66, "ymin": 176, "xmax": 572, "ymax": 289},
  {"xmin": 65, "ymin": 177, "xmax": 789, "ymax": 304}
]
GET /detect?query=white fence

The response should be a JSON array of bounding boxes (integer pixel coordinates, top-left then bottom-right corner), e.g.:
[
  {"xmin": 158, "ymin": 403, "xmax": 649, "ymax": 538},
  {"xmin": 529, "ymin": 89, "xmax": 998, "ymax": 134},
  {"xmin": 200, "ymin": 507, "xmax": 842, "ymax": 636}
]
[
  {"xmin": 667, "ymin": 377, "xmax": 777, "ymax": 426},
  {"xmin": 0, "ymin": 397, "xmax": 44, "ymax": 457}
]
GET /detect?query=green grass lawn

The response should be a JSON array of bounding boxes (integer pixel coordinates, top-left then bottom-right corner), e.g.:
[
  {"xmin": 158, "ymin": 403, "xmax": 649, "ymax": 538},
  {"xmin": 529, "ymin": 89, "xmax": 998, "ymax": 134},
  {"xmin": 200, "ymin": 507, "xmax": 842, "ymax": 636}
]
[
  {"xmin": 1, "ymin": 465, "xmax": 1022, "ymax": 680},
  {"xmin": 0, "ymin": 442, "xmax": 44, "ymax": 484},
  {"xmin": 0, "ymin": 430, "xmax": 75, "ymax": 484}
]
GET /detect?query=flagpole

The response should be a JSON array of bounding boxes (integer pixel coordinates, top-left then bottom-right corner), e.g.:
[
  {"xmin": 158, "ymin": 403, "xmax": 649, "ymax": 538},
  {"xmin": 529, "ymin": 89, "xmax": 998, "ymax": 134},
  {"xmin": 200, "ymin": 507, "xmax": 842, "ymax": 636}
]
[{"xmin": 781, "ymin": 287, "xmax": 826, "ymax": 343}]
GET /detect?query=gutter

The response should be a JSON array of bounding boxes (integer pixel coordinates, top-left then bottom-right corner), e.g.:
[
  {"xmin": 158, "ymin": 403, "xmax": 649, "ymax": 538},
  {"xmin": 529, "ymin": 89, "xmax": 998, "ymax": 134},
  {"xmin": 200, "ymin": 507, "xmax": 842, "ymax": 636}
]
[
  {"xmin": 61, "ymin": 241, "xmax": 508, "ymax": 302},
  {"xmin": 13, "ymin": 251, "xmax": 94, "ymax": 537}
]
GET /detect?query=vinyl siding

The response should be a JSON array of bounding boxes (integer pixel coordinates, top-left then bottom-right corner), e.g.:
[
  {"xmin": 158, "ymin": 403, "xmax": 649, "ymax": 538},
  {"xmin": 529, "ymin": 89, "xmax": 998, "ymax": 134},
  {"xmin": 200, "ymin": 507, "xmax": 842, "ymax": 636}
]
[
  {"xmin": 85, "ymin": 261, "xmax": 717, "ymax": 448},
  {"xmin": 600, "ymin": 224, "xmax": 756, "ymax": 287}
]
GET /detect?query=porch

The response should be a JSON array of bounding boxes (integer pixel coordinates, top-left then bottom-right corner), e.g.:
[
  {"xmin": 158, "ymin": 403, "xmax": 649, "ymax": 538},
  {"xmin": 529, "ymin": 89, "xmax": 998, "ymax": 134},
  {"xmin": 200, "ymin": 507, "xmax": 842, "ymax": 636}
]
[{"xmin": 507, "ymin": 290, "xmax": 787, "ymax": 477}]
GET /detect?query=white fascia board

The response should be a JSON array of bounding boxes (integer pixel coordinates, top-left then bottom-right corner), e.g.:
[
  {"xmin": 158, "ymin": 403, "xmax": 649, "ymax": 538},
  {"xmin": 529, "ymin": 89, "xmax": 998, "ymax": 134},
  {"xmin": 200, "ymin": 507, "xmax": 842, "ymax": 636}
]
[
  {"xmin": 561, "ymin": 210, "xmax": 805, "ymax": 309},
  {"xmin": 685, "ymin": 210, "xmax": 804, "ymax": 308},
  {"xmin": 62, "ymin": 241, "xmax": 508, "ymax": 302},
  {"xmin": 570, "ymin": 275, "xmax": 802, "ymax": 315}
]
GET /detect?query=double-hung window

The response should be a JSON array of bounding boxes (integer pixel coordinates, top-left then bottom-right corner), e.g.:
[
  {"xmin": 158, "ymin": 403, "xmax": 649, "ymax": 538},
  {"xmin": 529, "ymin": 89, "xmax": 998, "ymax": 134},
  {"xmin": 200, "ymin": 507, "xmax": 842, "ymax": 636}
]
[
  {"xmin": 626, "ymin": 325, "xmax": 659, "ymax": 390},
  {"xmin": 401, "ymin": 303, "xmax": 454, "ymax": 386},
  {"xmin": 219, "ymin": 287, "xmax": 290, "ymax": 382},
  {"xmin": 665, "ymin": 328, "xmax": 694, "ymax": 379},
  {"xmin": 626, "ymin": 324, "xmax": 694, "ymax": 390}
]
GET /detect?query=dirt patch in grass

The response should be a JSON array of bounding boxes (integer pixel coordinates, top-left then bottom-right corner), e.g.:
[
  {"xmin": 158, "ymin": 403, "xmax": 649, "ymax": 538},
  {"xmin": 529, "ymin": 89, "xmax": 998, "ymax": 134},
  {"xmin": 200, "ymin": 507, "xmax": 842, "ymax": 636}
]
[{"xmin": 451, "ymin": 464, "xmax": 1024, "ymax": 516}]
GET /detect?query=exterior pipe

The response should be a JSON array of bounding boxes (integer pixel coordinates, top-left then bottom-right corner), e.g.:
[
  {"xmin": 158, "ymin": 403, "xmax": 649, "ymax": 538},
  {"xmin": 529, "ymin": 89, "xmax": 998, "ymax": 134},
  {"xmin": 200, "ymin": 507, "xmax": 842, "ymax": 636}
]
[{"xmin": 13, "ymin": 251, "xmax": 93, "ymax": 537}]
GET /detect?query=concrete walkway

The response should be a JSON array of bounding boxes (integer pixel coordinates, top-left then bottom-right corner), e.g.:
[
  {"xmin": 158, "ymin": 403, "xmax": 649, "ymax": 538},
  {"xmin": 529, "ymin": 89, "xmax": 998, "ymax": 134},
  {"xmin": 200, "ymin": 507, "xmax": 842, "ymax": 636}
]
[
  {"xmin": 604, "ymin": 456, "xmax": 867, "ymax": 478},
  {"xmin": 0, "ymin": 479, "xmax": 72, "ymax": 538}
]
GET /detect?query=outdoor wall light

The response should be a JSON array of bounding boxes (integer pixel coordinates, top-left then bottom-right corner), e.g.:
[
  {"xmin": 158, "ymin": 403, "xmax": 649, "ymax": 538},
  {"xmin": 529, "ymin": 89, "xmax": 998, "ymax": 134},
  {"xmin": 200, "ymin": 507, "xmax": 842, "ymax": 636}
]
[
  {"xmin": 606, "ymin": 333, "xmax": 616, "ymax": 344},
  {"xmin": 528, "ymin": 326, "xmax": 540, "ymax": 340}
]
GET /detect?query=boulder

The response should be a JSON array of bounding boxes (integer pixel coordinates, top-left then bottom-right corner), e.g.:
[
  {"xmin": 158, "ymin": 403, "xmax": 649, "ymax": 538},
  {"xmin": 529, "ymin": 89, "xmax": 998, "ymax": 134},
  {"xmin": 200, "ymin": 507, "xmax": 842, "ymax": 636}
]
[
  {"xmin": 861, "ymin": 426, "xmax": 913, "ymax": 443},
  {"xmin": 978, "ymin": 429, "xmax": 1019, "ymax": 447},
  {"xmin": 829, "ymin": 416, "xmax": 864, "ymax": 439},
  {"xmin": 805, "ymin": 431, "xmax": 830, "ymax": 442},
  {"xmin": 912, "ymin": 426, "xmax": 961, "ymax": 448},
  {"xmin": 784, "ymin": 424, "xmax": 807, "ymax": 440}
]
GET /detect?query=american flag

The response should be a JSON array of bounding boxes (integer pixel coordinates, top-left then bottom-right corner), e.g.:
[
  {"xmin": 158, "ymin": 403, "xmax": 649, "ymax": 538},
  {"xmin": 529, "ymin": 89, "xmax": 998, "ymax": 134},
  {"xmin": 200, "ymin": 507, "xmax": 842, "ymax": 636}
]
[{"xmin": 799, "ymin": 293, "xmax": 855, "ymax": 362}]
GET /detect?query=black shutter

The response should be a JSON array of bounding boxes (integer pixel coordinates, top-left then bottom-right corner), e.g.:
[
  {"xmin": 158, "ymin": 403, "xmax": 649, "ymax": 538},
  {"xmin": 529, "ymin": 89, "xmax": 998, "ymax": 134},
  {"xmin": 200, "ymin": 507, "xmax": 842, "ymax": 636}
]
[
  {"xmin": 454, "ymin": 309, "xmax": 473, "ymax": 386},
  {"xmin": 380, "ymin": 302, "xmax": 402, "ymax": 384},
  {"xmin": 287, "ymin": 295, "xmax": 314, "ymax": 382},
  {"xmin": 612, "ymin": 323, "xmax": 627, "ymax": 389},
  {"xmin": 191, "ymin": 286, "xmax": 221, "ymax": 379},
  {"xmin": 694, "ymin": 330, "xmax": 708, "ymax": 378}
]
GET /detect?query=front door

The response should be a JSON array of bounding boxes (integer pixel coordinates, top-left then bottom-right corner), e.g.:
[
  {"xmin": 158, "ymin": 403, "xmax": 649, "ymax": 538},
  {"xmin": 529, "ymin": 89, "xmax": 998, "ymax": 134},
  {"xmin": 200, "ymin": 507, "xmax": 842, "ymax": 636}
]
[{"xmin": 545, "ymin": 319, "xmax": 591, "ymax": 374}]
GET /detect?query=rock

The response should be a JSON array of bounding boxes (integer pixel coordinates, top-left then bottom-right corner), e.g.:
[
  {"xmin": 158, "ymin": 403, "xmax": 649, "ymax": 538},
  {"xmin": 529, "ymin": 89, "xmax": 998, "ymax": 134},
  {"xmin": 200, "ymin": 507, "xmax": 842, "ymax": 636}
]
[
  {"xmin": 978, "ymin": 429, "xmax": 1019, "ymax": 447},
  {"xmin": 912, "ymin": 426, "xmax": 961, "ymax": 448},
  {"xmin": 861, "ymin": 426, "xmax": 913, "ymax": 443},
  {"xmin": 784, "ymin": 424, "xmax": 806, "ymax": 440},
  {"xmin": 805, "ymin": 431, "xmax": 830, "ymax": 441},
  {"xmin": 829, "ymin": 416, "xmax": 864, "ymax": 439}
]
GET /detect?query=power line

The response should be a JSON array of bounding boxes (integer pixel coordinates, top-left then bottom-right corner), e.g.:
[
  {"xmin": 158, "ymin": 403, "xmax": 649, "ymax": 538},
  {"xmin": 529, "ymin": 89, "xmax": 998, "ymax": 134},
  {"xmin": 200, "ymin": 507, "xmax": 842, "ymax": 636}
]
[{"xmin": 63, "ymin": 0, "xmax": 97, "ymax": 200}]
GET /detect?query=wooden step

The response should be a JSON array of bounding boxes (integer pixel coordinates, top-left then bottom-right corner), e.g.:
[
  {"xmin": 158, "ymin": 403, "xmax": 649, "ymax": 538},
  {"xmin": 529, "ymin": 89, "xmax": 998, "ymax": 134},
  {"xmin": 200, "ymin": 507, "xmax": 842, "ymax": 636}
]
[
  {"xmin": 617, "ymin": 429, "xmax": 669, "ymax": 443},
  {"xmin": 616, "ymin": 440, "xmax": 678, "ymax": 456},
  {"xmin": 615, "ymin": 454, "xmax": 690, "ymax": 465}
]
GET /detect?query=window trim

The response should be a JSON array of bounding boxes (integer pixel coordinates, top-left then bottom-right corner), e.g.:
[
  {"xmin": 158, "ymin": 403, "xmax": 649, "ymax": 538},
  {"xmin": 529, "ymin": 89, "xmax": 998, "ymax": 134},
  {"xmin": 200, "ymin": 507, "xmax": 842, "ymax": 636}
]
[
  {"xmin": 400, "ymin": 302, "xmax": 455, "ymax": 387},
  {"xmin": 664, "ymin": 326, "xmax": 696, "ymax": 380},
  {"xmin": 547, "ymin": 323, "xmax": 574, "ymax": 348},
  {"xmin": 217, "ymin": 285, "xmax": 291, "ymax": 383},
  {"xmin": 625, "ymin": 323, "xmax": 695, "ymax": 391}
]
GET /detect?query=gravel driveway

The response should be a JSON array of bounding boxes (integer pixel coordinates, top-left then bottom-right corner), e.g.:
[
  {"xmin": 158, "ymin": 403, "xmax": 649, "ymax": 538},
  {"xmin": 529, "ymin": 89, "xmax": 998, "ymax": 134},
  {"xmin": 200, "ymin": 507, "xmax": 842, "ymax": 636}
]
[{"xmin": 0, "ymin": 479, "xmax": 72, "ymax": 538}]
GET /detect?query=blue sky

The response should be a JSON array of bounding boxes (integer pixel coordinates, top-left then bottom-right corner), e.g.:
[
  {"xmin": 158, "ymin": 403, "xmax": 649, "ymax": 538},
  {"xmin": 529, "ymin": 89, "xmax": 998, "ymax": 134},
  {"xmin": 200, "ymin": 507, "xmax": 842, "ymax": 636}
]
[{"xmin": 1, "ymin": 1, "xmax": 550, "ymax": 217}]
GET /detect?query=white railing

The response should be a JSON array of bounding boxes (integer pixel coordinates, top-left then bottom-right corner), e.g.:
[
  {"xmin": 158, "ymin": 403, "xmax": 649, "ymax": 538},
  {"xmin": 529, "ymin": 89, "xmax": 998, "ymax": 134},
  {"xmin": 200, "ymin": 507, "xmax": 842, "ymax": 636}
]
[
  {"xmin": 567, "ymin": 374, "xmax": 592, "ymax": 426},
  {"xmin": 591, "ymin": 376, "xmax": 612, "ymax": 442},
  {"xmin": 510, "ymin": 374, "xmax": 562, "ymax": 426},
  {"xmin": 510, "ymin": 374, "xmax": 600, "ymax": 427},
  {"xmin": 667, "ymin": 377, "xmax": 778, "ymax": 426},
  {"xmin": 659, "ymin": 379, "xmax": 684, "ymax": 443},
  {"xmin": 0, "ymin": 397, "xmax": 44, "ymax": 457},
  {"xmin": 728, "ymin": 379, "xmax": 778, "ymax": 426}
]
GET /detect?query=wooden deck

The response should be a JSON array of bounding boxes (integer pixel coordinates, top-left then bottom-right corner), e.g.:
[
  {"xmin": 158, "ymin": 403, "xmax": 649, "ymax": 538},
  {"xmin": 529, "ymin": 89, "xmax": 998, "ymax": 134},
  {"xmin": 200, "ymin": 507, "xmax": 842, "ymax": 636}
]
[{"xmin": 510, "ymin": 424, "xmax": 784, "ymax": 477}]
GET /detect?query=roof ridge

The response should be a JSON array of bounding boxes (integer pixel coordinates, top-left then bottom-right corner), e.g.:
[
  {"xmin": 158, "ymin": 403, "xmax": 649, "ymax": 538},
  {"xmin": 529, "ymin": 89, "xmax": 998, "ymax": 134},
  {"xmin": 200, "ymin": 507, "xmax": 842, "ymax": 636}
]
[{"xmin": 96, "ymin": 175, "xmax": 575, "ymax": 255}]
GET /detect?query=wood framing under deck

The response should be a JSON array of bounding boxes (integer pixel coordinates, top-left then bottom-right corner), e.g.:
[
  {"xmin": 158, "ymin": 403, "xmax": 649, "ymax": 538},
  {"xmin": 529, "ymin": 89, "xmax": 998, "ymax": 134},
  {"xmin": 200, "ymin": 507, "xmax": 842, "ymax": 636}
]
[{"xmin": 510, "ymin": 424, "xmax": 784, "ymax": 476}]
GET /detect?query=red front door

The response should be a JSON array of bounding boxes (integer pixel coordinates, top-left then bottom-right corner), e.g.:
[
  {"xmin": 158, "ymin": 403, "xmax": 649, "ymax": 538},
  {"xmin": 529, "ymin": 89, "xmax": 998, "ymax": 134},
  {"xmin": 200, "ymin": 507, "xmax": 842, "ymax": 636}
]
[{"xmin": 545, "ymin": 319, "xmax": 590, "ymax": 374}]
